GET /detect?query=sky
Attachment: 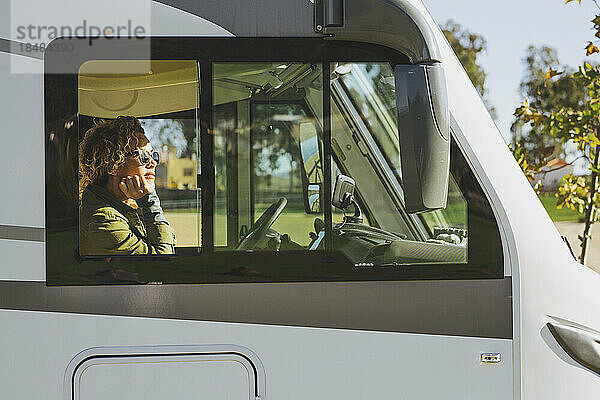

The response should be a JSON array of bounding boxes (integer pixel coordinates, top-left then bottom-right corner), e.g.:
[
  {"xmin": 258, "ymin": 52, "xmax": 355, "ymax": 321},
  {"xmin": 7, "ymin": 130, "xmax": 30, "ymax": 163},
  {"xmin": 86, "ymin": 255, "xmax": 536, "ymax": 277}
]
[{"xmin": 422, "ymin": 0, "xmax": 599, "ymax": 143}]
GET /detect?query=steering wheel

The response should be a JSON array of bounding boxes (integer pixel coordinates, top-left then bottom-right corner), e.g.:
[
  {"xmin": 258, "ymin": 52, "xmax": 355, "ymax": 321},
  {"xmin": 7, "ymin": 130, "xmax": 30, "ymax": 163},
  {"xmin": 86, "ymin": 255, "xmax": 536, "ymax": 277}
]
[{"xmin": 236, "ymin": 197, "xmax": 288, "ymax": 250}]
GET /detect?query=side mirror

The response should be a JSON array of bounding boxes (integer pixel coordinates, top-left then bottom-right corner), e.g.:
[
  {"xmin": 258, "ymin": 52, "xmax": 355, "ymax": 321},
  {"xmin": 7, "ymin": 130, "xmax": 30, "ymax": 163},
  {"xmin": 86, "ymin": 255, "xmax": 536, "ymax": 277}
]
[
  {"xmin": 332, "ymin": 174, "xmax": 363, "ymax": 224},
  {"xmin": 299, "ymin": 120, "xmax": 322, "ymax": 214},
  {"xmin": 395, "ymin": 63, "xmax": 450, "ymax": 214},
  {"xmin": 332, "ymin": 175, "xmax": 355, "ymax": 209},
  {"xmin": 307, "ymin": 184, "xmax": 321, "ymax": 213}
]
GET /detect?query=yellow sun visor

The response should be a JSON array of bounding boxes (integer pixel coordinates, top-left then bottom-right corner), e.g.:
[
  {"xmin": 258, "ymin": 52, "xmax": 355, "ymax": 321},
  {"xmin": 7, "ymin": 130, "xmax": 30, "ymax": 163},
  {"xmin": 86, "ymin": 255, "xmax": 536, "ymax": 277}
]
[{"xmin": 78, "ymin": 60, "xmax": 198, "ymax": 118}]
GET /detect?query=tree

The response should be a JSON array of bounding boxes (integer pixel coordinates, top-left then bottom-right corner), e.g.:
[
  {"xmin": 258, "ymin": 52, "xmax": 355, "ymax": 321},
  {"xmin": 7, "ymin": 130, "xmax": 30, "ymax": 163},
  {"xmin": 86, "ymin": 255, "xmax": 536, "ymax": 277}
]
[
  {"xmin": 140, "ymin": 119, "xmax": 190, "ymax": 157},
  {"xmin": 512, "ymin": 46, "xmax": 586, "ymax": 166},
  {"xmin": 513, "ymin": 1, "xmax": 600, "ymax": 265},
  {"xmin": 442, "ymin": 20, "xmax": 496, "ymax": 118}
]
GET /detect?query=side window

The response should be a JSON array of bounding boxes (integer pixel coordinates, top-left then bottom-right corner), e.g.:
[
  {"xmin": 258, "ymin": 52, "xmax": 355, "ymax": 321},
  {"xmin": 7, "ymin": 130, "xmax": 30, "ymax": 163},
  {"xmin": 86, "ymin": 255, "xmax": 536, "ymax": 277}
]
[
  {"xmin": 77, "ymin": 60, "xmax": 201, "ymax": 256},
  {"xmin": 213, "ymin": 63, "xmax": 325, "ymax": 251},
  {"xmin": 334, "ymin": 63, "xmax": 467, "ymax": 236},
  {"xmin": 329, "ymin": 62, "xmax": 467, "ymax": 265},
  {"xmin": 45, "ymin": 38, "xmax": 502, "ymax": 285},
  {"xmin": 210, "ymin": 61, "xmax": 468, "ymax": 266},
  {"xmin": 211, "ymin": 61, "xmax": 469, "ymax": 264}
]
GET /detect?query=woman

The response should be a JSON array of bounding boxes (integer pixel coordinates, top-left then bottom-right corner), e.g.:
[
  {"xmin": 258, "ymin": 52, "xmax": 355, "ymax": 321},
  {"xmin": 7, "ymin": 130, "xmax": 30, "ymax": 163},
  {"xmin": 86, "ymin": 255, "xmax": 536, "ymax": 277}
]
[{"xmin": 79, "ymin": 116, "xmax": 176, "ymax": 255}]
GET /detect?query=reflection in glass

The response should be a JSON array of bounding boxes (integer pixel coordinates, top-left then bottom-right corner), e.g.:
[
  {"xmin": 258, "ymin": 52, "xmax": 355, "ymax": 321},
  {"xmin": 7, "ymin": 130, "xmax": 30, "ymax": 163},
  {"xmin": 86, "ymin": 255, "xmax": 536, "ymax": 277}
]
[
  {"xmin": 140, "ymin": 117, "xmax": 200, "ymax": 248},
  {"xmin": 333, "ymin": 62, "xmax": 467, "ymax": 263},
  {"xmin": 213, "ymin": 63, "xmax": 324, "ymax": 251},
  {"xmin": 77, "ymin": 60, "xmax": 200, "ymax": 255},
  {"xmin": 251, "ymin": 103, "xmax": 318, "ymax": 247}
]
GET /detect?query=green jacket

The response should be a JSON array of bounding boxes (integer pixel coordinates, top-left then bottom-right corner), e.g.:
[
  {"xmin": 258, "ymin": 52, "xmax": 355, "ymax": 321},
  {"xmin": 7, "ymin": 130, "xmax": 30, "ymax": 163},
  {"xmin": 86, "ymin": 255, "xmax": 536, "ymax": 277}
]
[{"xmin": 79, "ymin": 184, "xmax": 176, "ymax": 255}]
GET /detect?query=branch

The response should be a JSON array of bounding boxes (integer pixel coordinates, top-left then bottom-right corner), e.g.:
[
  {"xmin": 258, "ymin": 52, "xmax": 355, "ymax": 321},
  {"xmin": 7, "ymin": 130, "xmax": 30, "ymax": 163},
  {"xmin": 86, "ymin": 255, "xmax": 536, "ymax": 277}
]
[{"xmin": 536, "ymin": 155, "xmax": 589, "ymax": 178}]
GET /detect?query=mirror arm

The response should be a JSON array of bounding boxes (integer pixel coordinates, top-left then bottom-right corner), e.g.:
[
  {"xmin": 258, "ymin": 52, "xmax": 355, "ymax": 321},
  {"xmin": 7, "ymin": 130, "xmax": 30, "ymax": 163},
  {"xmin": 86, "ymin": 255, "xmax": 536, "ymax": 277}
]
[
  {"xmin": 338, "ymin": 193, "xmax": 363, "ymax": 224},
  {"xmin": 347, "ymin": 198, "xmax": 363, "ymax": 224}
]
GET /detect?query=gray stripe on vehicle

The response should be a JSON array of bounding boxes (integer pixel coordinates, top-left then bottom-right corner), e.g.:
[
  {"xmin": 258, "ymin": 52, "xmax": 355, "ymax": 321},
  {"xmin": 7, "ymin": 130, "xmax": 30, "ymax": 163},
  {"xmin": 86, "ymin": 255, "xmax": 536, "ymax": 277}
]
[
  {"xmin": 0, "ymin": 278, "xmax": 512, "ymax": 338},
  {"xmin": 0, "ymin": 225, "xmax": 45, "ymax": 242},
  {"xmin": 0, "ymin": 38, "xmax": 44, "ymax": 59}
]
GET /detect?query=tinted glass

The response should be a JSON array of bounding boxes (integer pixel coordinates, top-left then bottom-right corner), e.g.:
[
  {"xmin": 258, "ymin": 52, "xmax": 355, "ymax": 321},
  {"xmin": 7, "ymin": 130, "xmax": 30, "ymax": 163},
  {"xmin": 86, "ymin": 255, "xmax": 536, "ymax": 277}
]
[
  {"xmin": 140, "ymin": 117, "xmax": 200, "ymax": 248},
  {"xmin": 332, "ymin": 62, "xmax": 467, "ymax": 264},
  {"xmin": 213, "ymin": 63, "xmax": 324, "ymax": 251},
  {"xmin": 45, "ymin": 38, "xmax": 501, "ymax": 285},
  {"xmin": 77, "ymin": 60, "xmax": 200, "ymax": 257}
]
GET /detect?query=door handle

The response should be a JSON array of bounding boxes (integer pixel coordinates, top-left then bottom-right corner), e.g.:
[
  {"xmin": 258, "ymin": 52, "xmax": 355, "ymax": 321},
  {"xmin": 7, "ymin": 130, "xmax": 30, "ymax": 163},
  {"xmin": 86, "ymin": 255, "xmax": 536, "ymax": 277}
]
[{"xmin": 547, "ymin": 321, "xmax": 600, "ymax": 375}]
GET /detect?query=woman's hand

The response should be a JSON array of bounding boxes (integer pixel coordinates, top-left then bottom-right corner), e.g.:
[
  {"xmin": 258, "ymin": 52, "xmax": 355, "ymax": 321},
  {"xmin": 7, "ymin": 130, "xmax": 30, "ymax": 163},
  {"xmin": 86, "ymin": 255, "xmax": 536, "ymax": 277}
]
[{"xmin": 119, "ymin": 175, "xmax": 155, "ymax": 200}]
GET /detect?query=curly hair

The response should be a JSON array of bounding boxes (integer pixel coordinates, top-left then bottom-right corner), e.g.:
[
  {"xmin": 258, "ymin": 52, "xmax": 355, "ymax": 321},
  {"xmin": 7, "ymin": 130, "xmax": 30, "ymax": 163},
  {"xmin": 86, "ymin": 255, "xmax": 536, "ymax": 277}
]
[{"xmin": 79, "ymin": 116, "xmax": 145, "ymax": 198}]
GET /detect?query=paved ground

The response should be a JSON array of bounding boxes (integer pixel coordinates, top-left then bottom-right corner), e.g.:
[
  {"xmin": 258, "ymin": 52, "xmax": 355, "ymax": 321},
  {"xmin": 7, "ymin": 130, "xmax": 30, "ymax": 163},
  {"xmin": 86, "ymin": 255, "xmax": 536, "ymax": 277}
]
[{"xmin": 554, "ymin": 222, "xmax": 600, "ymax": 274}]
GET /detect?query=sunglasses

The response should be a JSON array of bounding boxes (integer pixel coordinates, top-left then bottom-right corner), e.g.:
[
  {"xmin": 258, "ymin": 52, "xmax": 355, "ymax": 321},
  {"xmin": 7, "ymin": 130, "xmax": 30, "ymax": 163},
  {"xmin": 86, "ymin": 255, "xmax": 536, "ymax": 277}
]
[{"xmin": 127, "ymin": 149, "xmax": 160, "ymax": 166}]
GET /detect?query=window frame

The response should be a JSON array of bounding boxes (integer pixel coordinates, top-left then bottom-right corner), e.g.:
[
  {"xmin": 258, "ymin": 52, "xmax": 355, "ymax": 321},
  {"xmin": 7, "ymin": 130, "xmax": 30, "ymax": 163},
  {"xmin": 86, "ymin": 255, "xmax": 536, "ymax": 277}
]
[{"xmin": 44, "ymin": 37, "xmax": 503, "ymax": 285}]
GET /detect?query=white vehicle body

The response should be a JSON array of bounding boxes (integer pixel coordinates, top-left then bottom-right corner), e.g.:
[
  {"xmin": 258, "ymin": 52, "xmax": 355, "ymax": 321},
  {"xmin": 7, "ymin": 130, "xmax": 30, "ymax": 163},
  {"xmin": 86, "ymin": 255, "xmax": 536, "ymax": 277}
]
[{"xmin": 1, "ymin": 1, "xmax": 599, "ymax": 399}]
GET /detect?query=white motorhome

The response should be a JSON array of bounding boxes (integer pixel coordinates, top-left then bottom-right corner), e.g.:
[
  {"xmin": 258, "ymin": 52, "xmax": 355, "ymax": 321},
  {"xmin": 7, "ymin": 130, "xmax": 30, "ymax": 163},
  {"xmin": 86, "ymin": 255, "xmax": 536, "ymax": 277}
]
[{"xmin": 1, "ymin": 0, "xmax": 600, "ymax": 399}]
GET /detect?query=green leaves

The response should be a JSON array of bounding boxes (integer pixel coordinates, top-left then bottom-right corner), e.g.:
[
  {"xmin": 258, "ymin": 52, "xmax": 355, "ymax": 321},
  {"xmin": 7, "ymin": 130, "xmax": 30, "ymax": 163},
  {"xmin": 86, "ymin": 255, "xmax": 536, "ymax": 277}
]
[
  {"xmin": 556, "ymin": 174, "xmax": 588, "ymax": 214},
  {"xmin": 515, "ymin": 59, "xmax": 600, "ymax": 152},
  {"xmin": 587, "ymin": 14, "xmax": 600, "ymax": 56},
  {"xmin": 594, "ymin": 15, "xmax": 600, "ymax": 40},
  {"xmin": 565, "ymin": 0, "xmax": 600, "ymax": 56},
  {"xmin": 509, "ymin": 142, "xmax": 540, "ymax": 189},
  {"xmin": 533, "ymin": 2, "xmax": 600, "ymax": 263},
  {"xmin": 513, "ymin": 57, "xmax": 598, "ymax": 223}
]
